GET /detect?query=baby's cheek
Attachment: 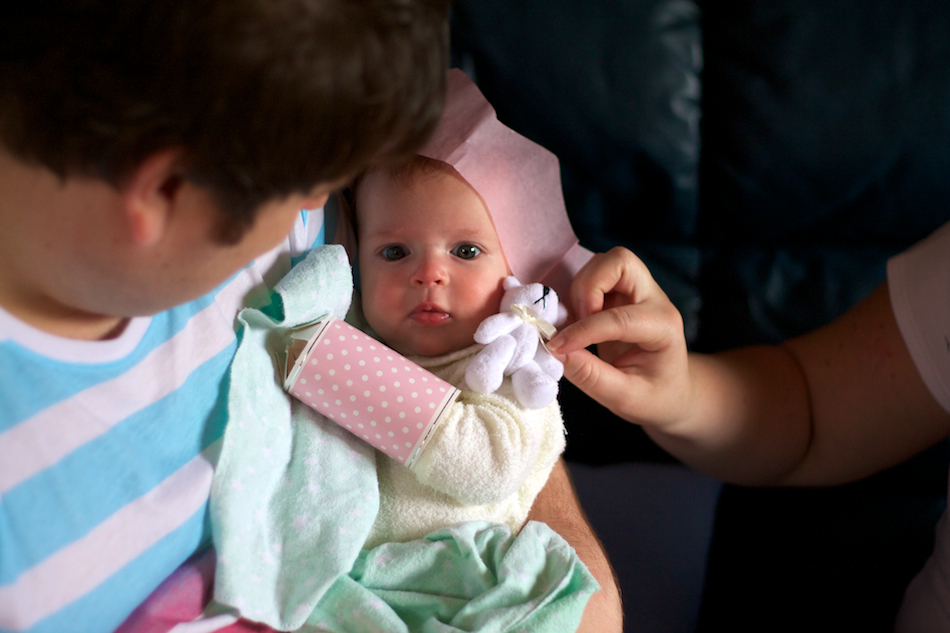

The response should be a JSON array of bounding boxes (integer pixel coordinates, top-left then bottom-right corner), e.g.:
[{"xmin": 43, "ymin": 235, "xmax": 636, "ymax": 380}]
[
  {"xmin": 362, "ymin": 302, "xmax": 389, "ymax": 339},
  {"xmin": 359, "ymin": 288, "xmax": 384, "ymax": 332},
  {"xmin": 477, "ymin": 284, "xmax": 506, "ymax": 319}
]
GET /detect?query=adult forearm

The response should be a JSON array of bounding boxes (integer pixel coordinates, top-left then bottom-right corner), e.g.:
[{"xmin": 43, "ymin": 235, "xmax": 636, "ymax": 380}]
[
  {"xmin": 528, "ymin": 459, "xmax": 624, "ymax": 632},
  {"xmin": 643, "ymin": 345, "xmax": 813, "ymax": 486}
]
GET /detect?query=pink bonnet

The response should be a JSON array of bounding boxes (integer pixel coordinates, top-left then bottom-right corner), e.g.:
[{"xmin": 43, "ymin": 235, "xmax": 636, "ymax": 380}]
[{"xmin": 417, "ymin": 69, "xmax": 592, "ymax": 299}]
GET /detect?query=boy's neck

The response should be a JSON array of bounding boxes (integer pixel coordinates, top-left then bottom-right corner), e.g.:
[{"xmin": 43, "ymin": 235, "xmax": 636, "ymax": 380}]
[
  {"xmin": 0, "ymin": 149, "xmax": 129, "ymax": 341},
  {"xmin": 0, "ymin": 288, "xmax": 129, "ymax": 340}
]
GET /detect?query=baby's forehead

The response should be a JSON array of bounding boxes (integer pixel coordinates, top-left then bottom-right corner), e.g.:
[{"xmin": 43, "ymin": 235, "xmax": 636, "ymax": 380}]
[
  {"xmin": 359, "ymin": 159, "xmax": 485, "ymax": 215},
  {"xmin": 366, "ymin": 156, "xmax": 461, "ymax": 192}
]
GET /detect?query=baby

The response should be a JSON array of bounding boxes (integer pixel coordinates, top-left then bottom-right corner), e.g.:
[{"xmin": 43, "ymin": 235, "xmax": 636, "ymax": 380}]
[
  {"xmin": 208, "ymin": 69, "xmax": 600, "ymax": 631},
  {"xmin": 350, "ymin": 153, "xmax": 567, "ymax": 548}
]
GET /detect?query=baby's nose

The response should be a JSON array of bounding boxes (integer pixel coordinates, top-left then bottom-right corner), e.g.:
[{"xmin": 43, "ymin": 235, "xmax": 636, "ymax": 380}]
[{"xmin": 411, "ymin": 254, "xmax": 448, "ymax": 285}]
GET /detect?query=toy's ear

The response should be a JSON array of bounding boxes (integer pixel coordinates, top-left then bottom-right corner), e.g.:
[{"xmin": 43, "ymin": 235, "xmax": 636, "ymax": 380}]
[
  {"xmin": 503, "ymin": 276, "xmax": 522, "ymax": 290},
  {"xmin": 554, "ymin": 302, "xmax": 569, "ymax": 328}
]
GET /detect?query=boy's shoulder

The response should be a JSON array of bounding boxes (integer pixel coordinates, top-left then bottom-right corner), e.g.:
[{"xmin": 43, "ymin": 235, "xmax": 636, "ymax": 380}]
[{"xmin": 0, "ymin": 216, "xmax": 320, "ymax": 631}]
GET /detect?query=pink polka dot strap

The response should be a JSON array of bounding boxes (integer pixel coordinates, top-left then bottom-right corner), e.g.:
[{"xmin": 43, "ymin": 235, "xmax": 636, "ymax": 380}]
[{"xmin": 284, "ymin": 316, "xmax": 459, "ymax": 468}]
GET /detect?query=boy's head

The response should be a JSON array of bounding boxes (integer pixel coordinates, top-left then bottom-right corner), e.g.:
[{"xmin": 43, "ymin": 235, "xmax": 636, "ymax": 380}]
[
  {"xmin": 355, "ymin": 156, "xmax": 510, "ymax": 357},
  {"xmin": 0, "ymin": 0, "xmax": 449, "ymax": 332},
  {"xmin": 0, "ymin": 0, "xmax": 449, "ymax": 243}
]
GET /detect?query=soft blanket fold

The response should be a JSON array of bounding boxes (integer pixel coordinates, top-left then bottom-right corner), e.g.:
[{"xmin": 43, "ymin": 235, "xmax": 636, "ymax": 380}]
[
  {"xmin": 210, "ymin": 245, "xmax": 597, "ymax": 632},
  {"xmin": 211, "ymin": 245, "xmax": 376, "ymax": 628}
]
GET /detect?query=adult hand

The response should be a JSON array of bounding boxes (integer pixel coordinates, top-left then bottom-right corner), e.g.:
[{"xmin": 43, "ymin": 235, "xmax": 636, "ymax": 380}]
[{"xmin": 548, "ymin": 247, "xmax": 693, "ymax": 429}]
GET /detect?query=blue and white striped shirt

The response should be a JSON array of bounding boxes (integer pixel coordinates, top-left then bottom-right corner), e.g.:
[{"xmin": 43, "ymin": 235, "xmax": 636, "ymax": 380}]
[{"xmin": 0, "ymin": 211, "xmax": 325, "ymax": 633}]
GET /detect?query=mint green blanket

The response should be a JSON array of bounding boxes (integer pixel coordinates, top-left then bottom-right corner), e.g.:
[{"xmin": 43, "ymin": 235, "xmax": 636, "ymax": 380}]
[{"xmin": 211, "ymin": 245, "xmax": 598, "ymax": 632}]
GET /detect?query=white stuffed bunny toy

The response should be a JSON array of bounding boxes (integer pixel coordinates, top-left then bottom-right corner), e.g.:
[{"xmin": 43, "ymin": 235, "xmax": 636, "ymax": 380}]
[{"xmin": 464, "ymin": 276, "xmax": 569, "ymax": 409}]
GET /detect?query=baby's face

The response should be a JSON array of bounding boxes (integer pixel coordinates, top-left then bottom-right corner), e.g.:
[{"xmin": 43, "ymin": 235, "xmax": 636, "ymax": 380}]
[{"xmin": 357, "ymin": 165, "xmax": 509, "ymax": 357}]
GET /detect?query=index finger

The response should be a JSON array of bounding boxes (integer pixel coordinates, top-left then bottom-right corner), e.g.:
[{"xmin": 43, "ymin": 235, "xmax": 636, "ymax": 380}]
[
  {"xmin": 569, "ymin": 247, "xmax": 661, "ymax": 320},
  {"xmin": 550, "ymin": 302, "xmax": 671, "ymax": 356}
]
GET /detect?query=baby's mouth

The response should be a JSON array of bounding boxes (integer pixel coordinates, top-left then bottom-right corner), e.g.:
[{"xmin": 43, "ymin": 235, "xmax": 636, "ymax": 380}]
[{"xmin": 410, "ymin": 304, "xmax": 450, "ymax": 325}]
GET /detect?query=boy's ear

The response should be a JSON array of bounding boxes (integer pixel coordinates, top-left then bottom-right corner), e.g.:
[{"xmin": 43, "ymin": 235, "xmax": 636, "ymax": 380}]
[{"xmin": 120, "ymin": 149, "xmax": 183, "ymax": 247}]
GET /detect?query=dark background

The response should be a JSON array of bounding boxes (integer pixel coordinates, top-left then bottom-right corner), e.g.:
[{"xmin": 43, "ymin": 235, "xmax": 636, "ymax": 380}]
[{"xmin": 450, "ymin": 1, "xmax": 950, "ymax": 630}]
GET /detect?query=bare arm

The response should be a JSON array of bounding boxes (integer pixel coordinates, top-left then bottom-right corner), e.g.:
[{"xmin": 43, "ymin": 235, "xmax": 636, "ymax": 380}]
[
  {"xmin": 778, "ymin": 283, "xmax": 950, "ymax": 483},
  {"xmin": 651, "ymin": 284, "xmax": 950, "ymax": 485},
  {"xmin": 527, "ymin": 458, "xmax": 624, "ymax": 632},
  {"xmin": 551, "ymin": 248, "xmax": 950, "ymax": 487}
]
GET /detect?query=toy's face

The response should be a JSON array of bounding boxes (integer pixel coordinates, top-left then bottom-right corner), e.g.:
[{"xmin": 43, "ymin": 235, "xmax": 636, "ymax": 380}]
[
  {"xmin": 357, "ymin": 164, "xmax": 509, "ymax": 357},
  {"xmin": 504, "ymin": 282, "xmax": 559, "ymax": 323}
]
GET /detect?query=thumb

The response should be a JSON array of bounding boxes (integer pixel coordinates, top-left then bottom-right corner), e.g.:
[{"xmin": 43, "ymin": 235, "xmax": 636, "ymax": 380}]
[{"xmin": 559, "ymin": 347, "xmax": 644, "ymax": 418}]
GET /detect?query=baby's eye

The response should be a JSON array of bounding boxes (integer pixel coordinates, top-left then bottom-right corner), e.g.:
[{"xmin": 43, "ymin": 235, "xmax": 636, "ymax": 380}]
[
  {"xmin": 452, "ymin": 244, "xmax": 482, "ymax": 260},
  {"xmin": 381, "ymin": 245, "xmax": 409, "ymax": 261}
]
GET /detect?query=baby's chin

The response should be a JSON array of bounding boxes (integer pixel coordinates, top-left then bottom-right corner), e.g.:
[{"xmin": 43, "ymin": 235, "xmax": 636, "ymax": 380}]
[
  {"xmin": 396, "ymin": 342, "xmax": 454, "ymax": 358},
  {"xmin": 393, "ymin": 334, "xmax": 474, "ymax": 358}
]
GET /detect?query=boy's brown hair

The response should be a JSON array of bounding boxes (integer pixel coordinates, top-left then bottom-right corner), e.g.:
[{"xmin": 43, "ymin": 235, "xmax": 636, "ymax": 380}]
[{"xmin": 0, "ymin": 0, "xmax": 449, "ymax": 242}]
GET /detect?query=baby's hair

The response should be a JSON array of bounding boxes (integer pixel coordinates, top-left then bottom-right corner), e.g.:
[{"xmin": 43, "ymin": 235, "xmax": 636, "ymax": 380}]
[
  {"xmin": 0, "ymin": 0, "xmax": 449, "ymax": 243},
  {"xmin": 343, "ymin": 154, "xmax": 450, "ymax": 242}
]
